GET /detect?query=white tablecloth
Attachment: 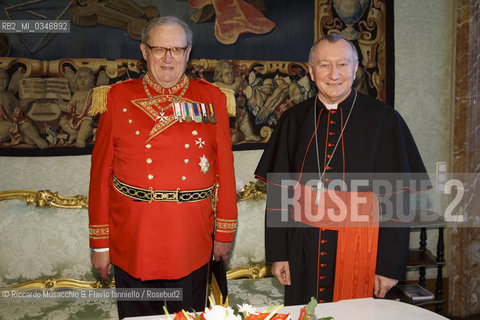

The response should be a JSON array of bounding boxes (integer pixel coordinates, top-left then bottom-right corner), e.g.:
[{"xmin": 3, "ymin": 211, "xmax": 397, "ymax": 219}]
[{"xmin": 124, "ymin": 298, "xmax": 449, "ymax": 320}]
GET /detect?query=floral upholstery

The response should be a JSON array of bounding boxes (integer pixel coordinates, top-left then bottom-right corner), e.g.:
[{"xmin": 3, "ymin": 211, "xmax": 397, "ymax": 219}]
[
  {"xmin": 225, "ymin": 198, "xmax": 284, "ymax": 308},
  {"xmin": 228, "ymin": 278, "xmax": 284, "ymax": 308},
  {"xmin": 227, "ymin": 199, "xmax": 266, "ymax": 270},
  {"xmin": 0, "ymin": 200, "xmax": 95, "ymax": 286},
  {"xmin": 0, "ymin": 299, "xmax": 118, "ymax": 320},
  {"xmin": 0, "ymin": 199, "xmax": 117, "ymax": 319}
]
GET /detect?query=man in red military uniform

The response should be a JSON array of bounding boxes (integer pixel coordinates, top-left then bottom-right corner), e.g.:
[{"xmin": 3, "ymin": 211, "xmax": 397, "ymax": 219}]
[{"xmin": 88, "ymin": 16, "xmax": 238, "ymax": 319}]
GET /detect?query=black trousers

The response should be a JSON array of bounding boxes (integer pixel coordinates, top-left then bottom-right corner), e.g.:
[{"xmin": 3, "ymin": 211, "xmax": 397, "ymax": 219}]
[{"xmin": 114, "ymin": 263, "xmax": 209, "ymax": 319}]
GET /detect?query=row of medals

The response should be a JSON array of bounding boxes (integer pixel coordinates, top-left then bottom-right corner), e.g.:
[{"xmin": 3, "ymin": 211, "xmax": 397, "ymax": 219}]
[
  {"xmin": 171, "ymin": 102, "xmax": 217, "ymax": 124},
  {"xmin": 144, "ymin": 75, "xmax": 217, "ymax": 125}
]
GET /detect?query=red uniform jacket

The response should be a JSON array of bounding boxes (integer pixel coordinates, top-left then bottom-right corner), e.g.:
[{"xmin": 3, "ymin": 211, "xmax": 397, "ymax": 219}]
[{"xmin": 88, "ymin": 76, "xmax": 238, "ymax": 281}]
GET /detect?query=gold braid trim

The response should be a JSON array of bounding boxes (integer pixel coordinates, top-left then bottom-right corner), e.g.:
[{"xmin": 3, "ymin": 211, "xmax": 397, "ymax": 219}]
[
  {"xmin": 216, "ymin": 218, "xmax": 237, "ymax": 233},
  {"xmin": 218, "ymin": 87, "xmax": 236, "ymax": 117},
  {"xmin": 89, "ymin": 224, "xmax": 109, "ymax": 239},
  {"xmin": 88, "ymin": 85, "xmax": 111, "ymax": 116}
]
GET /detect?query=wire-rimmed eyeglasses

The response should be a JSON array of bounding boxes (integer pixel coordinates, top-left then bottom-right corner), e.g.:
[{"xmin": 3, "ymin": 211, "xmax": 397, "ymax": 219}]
[{"xmin": 145, "ymin": 44, "xmax": 189, "ymax": 58}]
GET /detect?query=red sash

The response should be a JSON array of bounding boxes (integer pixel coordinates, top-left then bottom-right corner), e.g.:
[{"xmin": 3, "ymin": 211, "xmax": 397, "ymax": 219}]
[{"xmin": 291, "ymin": 184, "xmax": 380, "ymax": 301}]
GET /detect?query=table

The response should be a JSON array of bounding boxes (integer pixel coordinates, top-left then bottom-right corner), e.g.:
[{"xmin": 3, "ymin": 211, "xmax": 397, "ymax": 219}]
[{"xmin": 125, "ymin": 298, "xmax": 449, "ymax": 319}]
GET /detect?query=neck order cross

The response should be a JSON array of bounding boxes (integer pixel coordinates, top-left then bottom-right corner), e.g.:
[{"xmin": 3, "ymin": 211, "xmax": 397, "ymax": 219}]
[{"xmin": 142, "ymin": 74, "xmax": 190, "ymax": 112}]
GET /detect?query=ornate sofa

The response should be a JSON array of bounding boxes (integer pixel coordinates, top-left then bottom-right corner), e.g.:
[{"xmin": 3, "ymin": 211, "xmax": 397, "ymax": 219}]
[{"xmin": 0, "ymin": 183, "xmax": 281, "ymax": 319}]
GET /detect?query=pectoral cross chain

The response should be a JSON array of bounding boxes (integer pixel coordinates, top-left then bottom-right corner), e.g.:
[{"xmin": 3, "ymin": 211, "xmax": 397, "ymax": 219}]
[{"xmin": 315, "ymin": 181, "xmax": 326, "ymax": 206}]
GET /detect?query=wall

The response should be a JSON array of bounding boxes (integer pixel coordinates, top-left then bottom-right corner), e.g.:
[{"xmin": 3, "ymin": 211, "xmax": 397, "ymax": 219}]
[
  {"xmin": 394, "ymin": 0, "xmax": 454, "ymax": 280},
  {"xmin": 394, "ymin": 0, "xmax": 453, "ymax": 175},
  {"xmin": 0, "ymin": 0, "xmax": 454, "ymax": 280}
]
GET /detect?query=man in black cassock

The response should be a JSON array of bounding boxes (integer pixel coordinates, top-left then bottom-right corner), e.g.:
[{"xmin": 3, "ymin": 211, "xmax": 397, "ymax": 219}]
[{"xmin": 254, "ymin": 34, "xmax": 430, "ymax": 305}]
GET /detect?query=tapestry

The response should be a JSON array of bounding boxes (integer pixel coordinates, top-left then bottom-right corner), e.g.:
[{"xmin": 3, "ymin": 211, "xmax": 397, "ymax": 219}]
[{"xmin": 0, "ymin": 0, "xmax": 392, "ymax": 156}]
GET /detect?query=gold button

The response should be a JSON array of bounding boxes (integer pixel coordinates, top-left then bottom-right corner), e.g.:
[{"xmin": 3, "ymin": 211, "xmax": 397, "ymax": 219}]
[
  {"xmin": 146, "ymin": 158, "xmax": 152, "ymax": 164},
  {"xmin": 184, "ymin": 159, "xmax": 189, "ymax": 164},
  {"xmin": 185, "ymin": 144, "xmax": 190, "ymax": 149},
  {"xmin": 182, "ymin": 176, "xmax": 186, "ymax": 181},
  {"xmin": 146, "ymin": 144, "xmax": 152, "ymax": 149},
  {"xmin": 192, "ymin": 130, "xmax": 198, "ymax": 136},
  {"xmin": 135, "ymin": 131, "xmax": 140, "ymax": 135},
  {"xmin": 148, "ymin": 174, "xmax": 154, "ymax": 180},
  {"xmin": 128, "ymin": 119, "xmax": 133, "ymax": 124},
  {"xmin": 122, "ymin": 108, "xmax": 127, "ymax": 112}
]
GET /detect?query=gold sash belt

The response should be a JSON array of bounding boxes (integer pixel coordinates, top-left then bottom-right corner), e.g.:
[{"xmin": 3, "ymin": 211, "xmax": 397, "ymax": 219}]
[{"xmin": 113, "ymin": 176, "xmax": 215, "ymax": 203}]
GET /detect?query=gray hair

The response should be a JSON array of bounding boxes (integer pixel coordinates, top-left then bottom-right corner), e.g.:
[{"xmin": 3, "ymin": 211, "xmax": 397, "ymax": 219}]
[
  {"xmin": 308, "ymin": 33, "xmax": 359, "ymax": 66},
  {"xmin": 141, "ymin": 16, "xmax": 193, "ymax": 47}
]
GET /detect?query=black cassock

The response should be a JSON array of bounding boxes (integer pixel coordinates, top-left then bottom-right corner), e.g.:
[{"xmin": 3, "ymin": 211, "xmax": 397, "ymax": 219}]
[{"xmin": 254, "ymin": 89, "xmax": 430, "ymax": 305}]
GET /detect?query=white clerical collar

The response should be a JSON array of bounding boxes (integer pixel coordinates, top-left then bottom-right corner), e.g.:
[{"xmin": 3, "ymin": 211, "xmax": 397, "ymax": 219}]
[
  {"xmin": 324, "ymin": 103, "xmax": 338, "ymax": 110},
  {"xmin": 320, "ymin": 89, "xmax": 353, "ymax": 110}
]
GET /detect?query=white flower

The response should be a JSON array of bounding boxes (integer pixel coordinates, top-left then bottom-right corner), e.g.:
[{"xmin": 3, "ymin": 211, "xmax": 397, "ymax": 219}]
[
  {"xmin": 237, "ymin": 304, "xmax": 257, "ymax": 317},
  {"xmin": 203, "ymin": 305, "xmax": 241, "ymax": 320},
  {"xmin": 235, "ymin": 177, "xmax": 244, "ymax": 193}
]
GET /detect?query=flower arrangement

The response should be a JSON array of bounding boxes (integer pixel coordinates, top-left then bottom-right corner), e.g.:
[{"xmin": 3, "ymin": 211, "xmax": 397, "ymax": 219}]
[{"xmin": 165, "ymin": 296, "xmax": 333, "ymax": 320}]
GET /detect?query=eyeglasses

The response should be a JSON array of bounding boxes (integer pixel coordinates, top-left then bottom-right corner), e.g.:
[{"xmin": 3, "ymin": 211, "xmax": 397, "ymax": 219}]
[{"xmin": 145, "ymin": 44, "xmax": 188, "ymax": 58}]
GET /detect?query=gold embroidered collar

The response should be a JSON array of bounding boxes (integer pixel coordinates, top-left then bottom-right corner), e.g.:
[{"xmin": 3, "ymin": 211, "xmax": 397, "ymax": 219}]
[
  {"xmin": 143, "ymin": 74, "xmax": 189, "ymax": 113},
  {"xmin": 144, "ymin": 73, "xmax": 189, "ymax": 96}
]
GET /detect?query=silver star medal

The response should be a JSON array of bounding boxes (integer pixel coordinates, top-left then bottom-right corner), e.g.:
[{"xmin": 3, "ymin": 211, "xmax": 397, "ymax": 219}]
[
  {"xmin": 198, "ymin": 155, "xmax": 209, "ymax": 174},
  {"xmin": 195, "ymin": 137, "xmax": 206, "ymax": 148}
]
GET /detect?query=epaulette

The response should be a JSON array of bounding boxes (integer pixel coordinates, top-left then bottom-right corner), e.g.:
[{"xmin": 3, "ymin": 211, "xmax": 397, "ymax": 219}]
[
  {"xmin": 88, "ymin": 85, "xmax": 111, "ymax": 116},
  {"xmin": 218, "ymin": 86, "xmax": 236, "ymax": 117},
  {"xmin": 202, "ymin": 79, "xmax": 236, "ymax": 117}
]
